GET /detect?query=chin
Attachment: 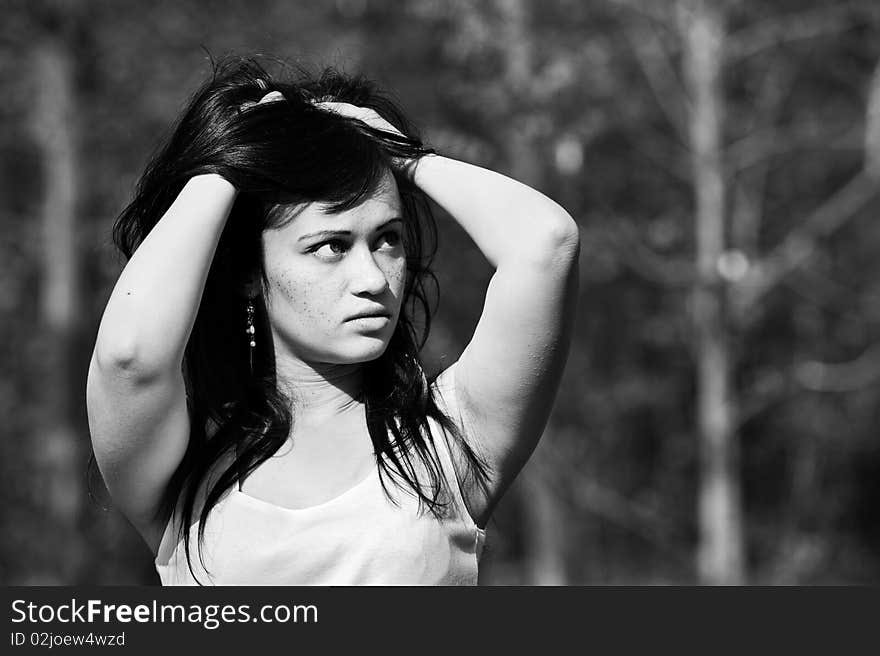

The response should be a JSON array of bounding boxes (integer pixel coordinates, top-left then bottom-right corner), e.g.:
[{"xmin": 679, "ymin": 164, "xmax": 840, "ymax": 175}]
[
  {"xmin": 351, "ymin": 339, "xmax": 391, "ymax": 363},
  {"xmin": 323, "ymin": 337, "xmax": 391, "ymax": 364}
]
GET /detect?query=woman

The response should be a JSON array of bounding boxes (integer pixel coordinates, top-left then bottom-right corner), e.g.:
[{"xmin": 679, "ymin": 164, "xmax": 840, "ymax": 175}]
[{"xmin": 86, "ymin": 57, "xmax": 580, "ymax": 585}]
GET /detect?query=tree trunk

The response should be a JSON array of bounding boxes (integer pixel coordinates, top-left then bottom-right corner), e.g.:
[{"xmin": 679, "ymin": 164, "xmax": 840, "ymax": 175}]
[
  {"xmin": 519, "ymin": 448, "xmax": 567, "ymax": 585},
  {"xmin": 680, "ymin": 0, "xmax": 745, "ymax": 585},
  {"xmin": 27, "ymin": 33, "xmax": 86, "ymax": 584},
  {"xmin": 496, "ymin": 0, "xmax": 568, "ymax": 585}
]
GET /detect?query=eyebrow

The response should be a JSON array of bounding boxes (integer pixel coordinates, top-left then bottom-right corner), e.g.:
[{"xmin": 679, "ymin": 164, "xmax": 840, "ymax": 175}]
[{"xmin": 297, "ymin": 217, "xmax": 404, "ymax": 243}]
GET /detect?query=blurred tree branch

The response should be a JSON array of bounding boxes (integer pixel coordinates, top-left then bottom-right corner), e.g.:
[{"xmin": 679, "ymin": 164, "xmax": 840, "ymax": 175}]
[
  {"xmin": 738, "ymin": 369, "xmax": 797, "ymax": 427},
  {"xmin": 605, "ymin": 216, "xmax": 696, "ymax": 287},
  {"xmin": 623, "ymin": 21, "xmax": 689, "ymax": 144},
  {"xmin": 538, "ymin": 437, "xmax": 691, "ymax": 566},
  {"xmin": 727, "ymin": 123, "xmax": 863, "ymax": 174},
  {"xmin": 605, "ymin": 0, "xmax": 677, "ymax": 28},
  {"xmin": 734, "ymin": 171, "xmax": 878, "ymax": 321},
  {"xmin": 795, "ymin": 343, "xmax": 880, "ymax": 392},
  {"xmin": 729, "ymin": 60, "xmax": 796, "ymax": 259},
  {"xmin": 727, "ymin": 1, "xmax": 878, "ymax": 62},
  {"xmin": 623, "ymin": 126, "xmax": 692, "ymax": 182},
  {"xmin": 572, "ymin": 479, "xmax": 690, "ymax": 564},
  {"xmin": 732, "ymin": 57, "xmax": 880, "ymax": 322},
  {"xmin": 609, "ymin": 0, "xmax": 878, "ymax": 64}
]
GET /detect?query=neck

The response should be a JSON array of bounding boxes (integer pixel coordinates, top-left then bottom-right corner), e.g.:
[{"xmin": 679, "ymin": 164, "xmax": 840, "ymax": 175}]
[{"xmin": 273, "ymin": 350, "xmax": 365, "ymax": 425}]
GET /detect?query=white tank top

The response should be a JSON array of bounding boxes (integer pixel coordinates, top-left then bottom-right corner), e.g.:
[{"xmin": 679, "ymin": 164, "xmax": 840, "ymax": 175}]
[{"xmin": 154, "ymin": 371, "xmax": 486, "ymax": 585}]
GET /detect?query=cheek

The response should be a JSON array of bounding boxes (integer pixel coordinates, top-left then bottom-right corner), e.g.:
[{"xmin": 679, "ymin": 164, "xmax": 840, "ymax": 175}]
[
  {"xmin": 266, "ymin": 266, "xmax": 336, "ymax": 328},
  {"xmin": 387, "ymin": 258, "xmax": 407, "ymax": 295}
]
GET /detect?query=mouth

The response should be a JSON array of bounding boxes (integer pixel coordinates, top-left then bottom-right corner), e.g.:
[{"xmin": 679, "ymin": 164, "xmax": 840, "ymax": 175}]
[{"xmin": 346, "ymin": 311, "xmax": 392, "ymax": 322}]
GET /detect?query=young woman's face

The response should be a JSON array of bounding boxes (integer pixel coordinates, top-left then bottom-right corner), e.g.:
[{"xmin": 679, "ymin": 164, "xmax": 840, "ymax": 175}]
[{"xmin": 260, "ymin": 171, "xmax": 407, "ymax": 365}]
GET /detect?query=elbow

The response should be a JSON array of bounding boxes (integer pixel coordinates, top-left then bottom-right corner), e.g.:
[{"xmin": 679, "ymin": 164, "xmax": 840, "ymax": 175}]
[
  {"xmin": 532, "ymin": 212, "xmax": 581, "ymax": 265},
  {"xmin": 93, "ymin": 340, "xmax": 137, "ymax": 372},
  {"xmin": 552, "ymin": 213, "xmax": 581, "ymax": 256},
  {"xmin": 536, "ymin": 202, "xmax": 580, "ymax": 248},
  {"xmin": 93, "ymin": 331, "xmax": 142, "ymax": 372},
  {"xmin": 91, "ymin": 340, "xmax": 169, "ymax": 385}
]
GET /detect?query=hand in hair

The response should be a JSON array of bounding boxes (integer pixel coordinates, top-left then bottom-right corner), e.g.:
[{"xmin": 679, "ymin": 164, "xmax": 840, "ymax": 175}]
[
  {"xmin": 313, "ymin": 100, "xmax": 404, "ymax": 137},
  {"xmin": 239, "ymin": 90, "xmax": 285, "ymax": 112},
  {"xmin": 313, "ymin": 100, "xmax": 421, "ymax": 178}
]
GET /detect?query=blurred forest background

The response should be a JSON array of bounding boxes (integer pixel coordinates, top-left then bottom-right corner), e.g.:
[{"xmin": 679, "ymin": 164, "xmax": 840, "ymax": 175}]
[{"xmin": 2, "ymin": 0, "xmax": 879, "ymax": 585}]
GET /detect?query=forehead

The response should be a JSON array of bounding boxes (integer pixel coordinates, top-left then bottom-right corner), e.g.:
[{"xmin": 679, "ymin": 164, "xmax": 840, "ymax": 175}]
[{"xmin": 273, "ymin": 172, "xmax": 402, "ymax": 236}]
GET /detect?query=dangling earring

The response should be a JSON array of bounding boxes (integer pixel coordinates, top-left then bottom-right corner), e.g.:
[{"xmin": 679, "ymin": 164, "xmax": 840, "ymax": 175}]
[{"xmin": 246, "ymin": 299, "xmax": 256, "ymax": 373}]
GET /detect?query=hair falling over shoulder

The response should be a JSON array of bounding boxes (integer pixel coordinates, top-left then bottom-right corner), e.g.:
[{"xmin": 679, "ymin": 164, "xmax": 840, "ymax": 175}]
[{"xmin": 111, "ymin": 55, "xmax": 490, "ymax": 584}]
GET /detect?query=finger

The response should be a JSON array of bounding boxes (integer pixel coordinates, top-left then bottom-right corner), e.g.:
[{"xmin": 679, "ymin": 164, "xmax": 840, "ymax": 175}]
[
  {"xmin": 257, "ymin": 90, "xmax": 285, "ymax": 105},
  {"xmin": 313, "ymin": 100, "xmax": 361, "ymax": 112},
  {"xmin": 314, "ymin": 104, "xmax": 375, "ymax": 126}
]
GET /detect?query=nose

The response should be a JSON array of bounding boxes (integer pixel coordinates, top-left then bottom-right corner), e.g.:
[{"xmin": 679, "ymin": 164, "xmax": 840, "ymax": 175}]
[{"xmin": 349, "ymin": 245, "xmax": 389, "ymax": 296}]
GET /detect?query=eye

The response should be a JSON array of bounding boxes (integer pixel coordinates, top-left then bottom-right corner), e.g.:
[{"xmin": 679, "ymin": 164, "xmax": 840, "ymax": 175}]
[
  {"xmin": 377, "ymin": 230, "xmax": 402, "ymax": 249},
  {"xmin": 312, "ymin": 240, "xmax": 347, "ymax": 260}
]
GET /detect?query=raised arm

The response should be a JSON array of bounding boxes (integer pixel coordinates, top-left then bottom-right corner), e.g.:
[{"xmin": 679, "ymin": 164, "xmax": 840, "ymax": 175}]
[
  {"xmin": 413, "ymin": 154, "xmax": 580, "ymax": 527},
  {"xmin": 86, "ymin": 174, "xmax": 237, "ymax": 543}
]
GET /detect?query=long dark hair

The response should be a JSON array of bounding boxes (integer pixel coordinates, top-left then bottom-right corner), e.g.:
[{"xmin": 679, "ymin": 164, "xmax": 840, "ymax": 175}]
[{"xmin": 112, "ymin": 56, "xmax": 490, "ymax": 584}]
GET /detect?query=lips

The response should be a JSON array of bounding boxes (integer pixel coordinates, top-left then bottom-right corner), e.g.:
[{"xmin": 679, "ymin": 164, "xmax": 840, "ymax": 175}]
[{"xmin": 346, "ymin": 309, "xmax": 391, "ymax": 321}]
